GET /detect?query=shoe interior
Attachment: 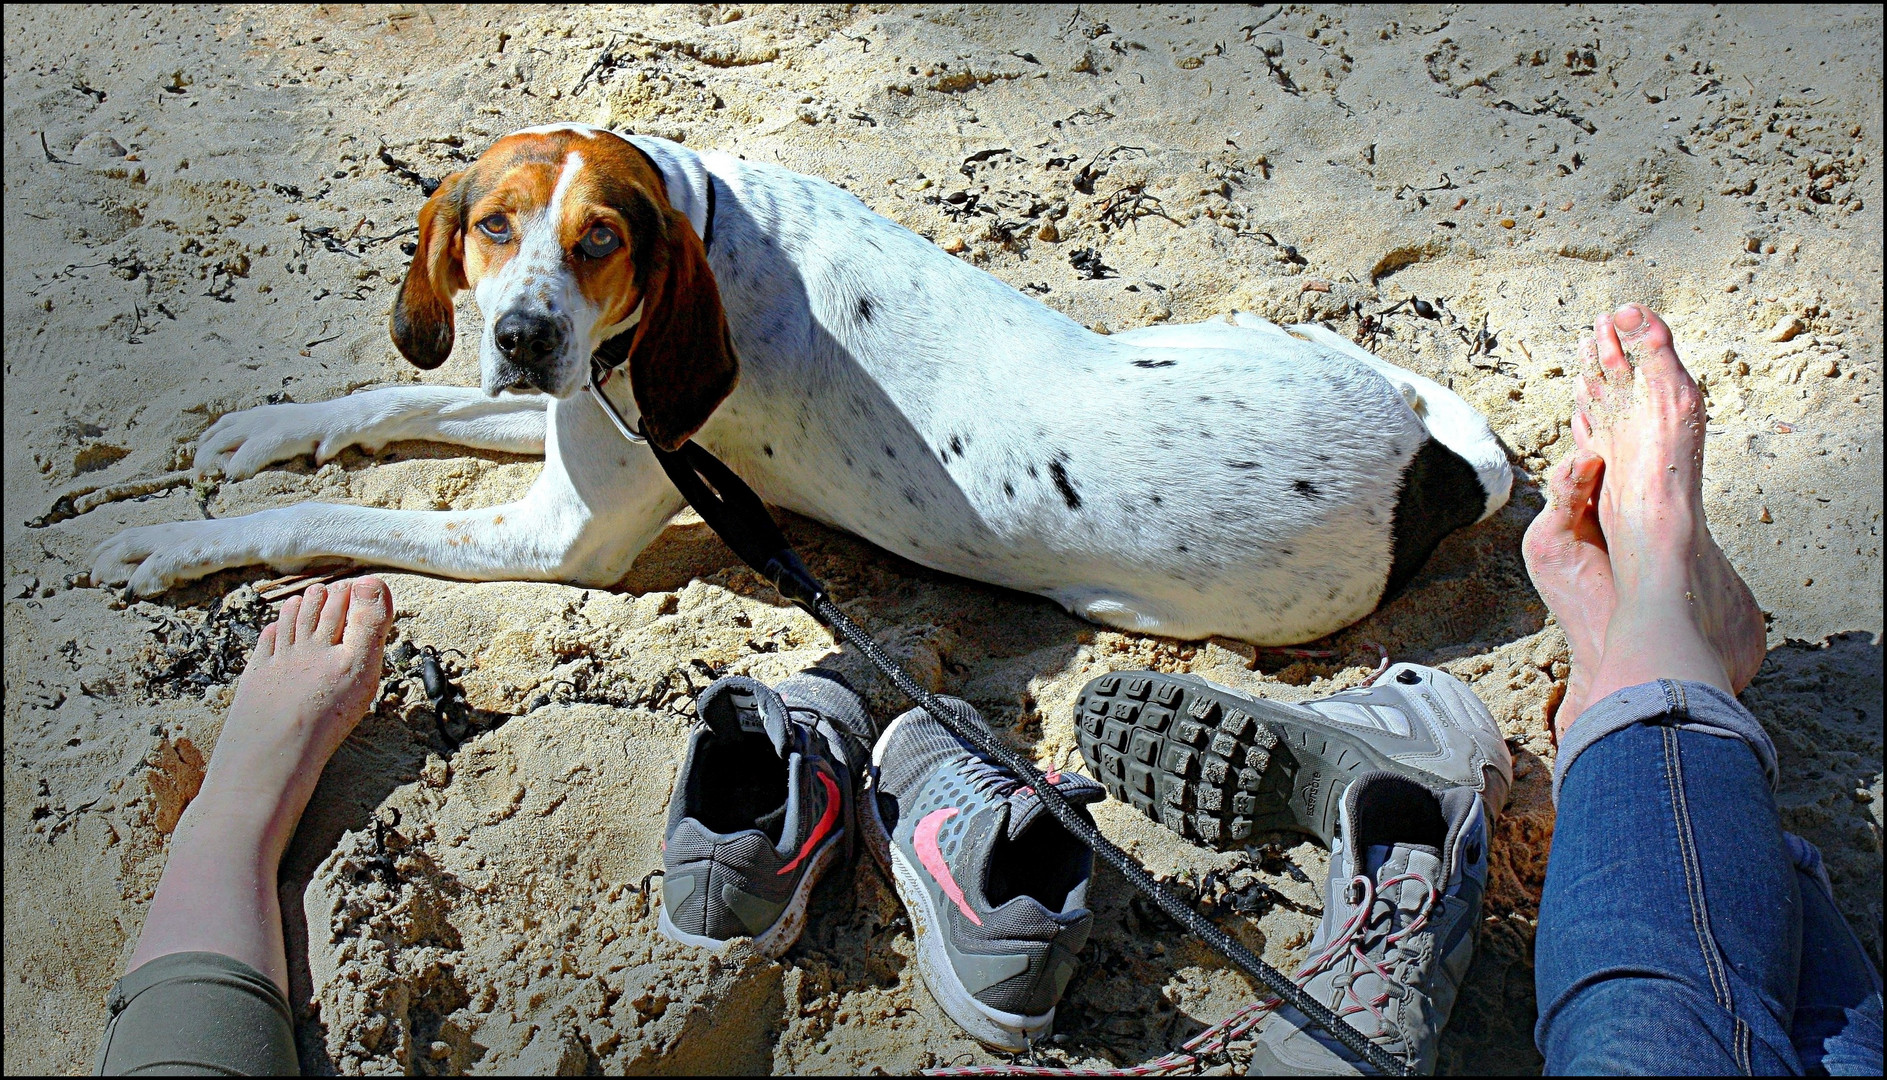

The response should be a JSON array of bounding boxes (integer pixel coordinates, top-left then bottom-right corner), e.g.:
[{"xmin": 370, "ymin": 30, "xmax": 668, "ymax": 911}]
[
  {"xmin": 687, "ymin": 732, "xmax": 790, "ymax": 841},
  {"xmin": 1351, "ymin": 773, "xmax": 1447, "ymax": 853},
  {"xmin": 985, "ymin": 814, "xmax": 1091, "ymax": 913}
]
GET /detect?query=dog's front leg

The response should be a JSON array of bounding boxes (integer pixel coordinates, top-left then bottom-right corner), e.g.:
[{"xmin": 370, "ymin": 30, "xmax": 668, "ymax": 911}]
[
  {"xmin": 94, "ymin": 395, "xmax": 682, "ymax": 595},
  {"xmin": 195, "ymin": 386, "xmax": 549, "ymax": 479}
]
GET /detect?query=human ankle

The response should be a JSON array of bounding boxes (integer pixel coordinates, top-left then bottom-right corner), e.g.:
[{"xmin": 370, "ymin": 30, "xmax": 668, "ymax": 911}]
[{"xmin": 184, "ymin": 771, "xmax": 313, "ymax": 864}]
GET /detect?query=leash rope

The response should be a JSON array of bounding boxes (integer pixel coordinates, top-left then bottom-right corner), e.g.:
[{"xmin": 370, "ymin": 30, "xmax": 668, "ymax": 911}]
[{"xmin": 644, "ymin": 438, "xmax": 1416, "ymax": 1076}]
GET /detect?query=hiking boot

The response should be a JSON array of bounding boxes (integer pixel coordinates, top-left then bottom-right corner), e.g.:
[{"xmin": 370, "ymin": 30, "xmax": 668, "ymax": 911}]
[
  {"xmin": 861, "ymin": 698, "xmax": 1104, "ymax": 1050},
  {"xmin": 1074, "ymin": 666, "xmax": 1510, "ymax": 847},
  {"xmin": 1247, "ymin": 772, "xmax": 1490, "ymax": 1075},
  {"xmin": 658, "ymin": 670, "xmax": 873, "ymax": 958}
]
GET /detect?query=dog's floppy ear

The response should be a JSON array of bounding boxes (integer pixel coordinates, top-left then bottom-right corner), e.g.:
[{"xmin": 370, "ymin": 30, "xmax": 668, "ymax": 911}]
[
  {"xmin": 625, "ymin": 208, "xmax": 739, "ymax": 451},
  {"xmin": 389, "ymin": 172, "xmax": 468, "ymax": 370}
]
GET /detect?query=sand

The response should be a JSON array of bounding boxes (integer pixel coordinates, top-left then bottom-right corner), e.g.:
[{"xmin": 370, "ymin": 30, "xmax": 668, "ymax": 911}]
[{"xmin": 4, "ymin": 4, "xmax": 1881, "ymax": 1074}]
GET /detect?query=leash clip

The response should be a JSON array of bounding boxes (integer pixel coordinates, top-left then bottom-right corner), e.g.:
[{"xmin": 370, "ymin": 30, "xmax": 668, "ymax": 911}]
[{"xmin": 584, "ymin": 360, "xmax": 648, "ymax": 445}]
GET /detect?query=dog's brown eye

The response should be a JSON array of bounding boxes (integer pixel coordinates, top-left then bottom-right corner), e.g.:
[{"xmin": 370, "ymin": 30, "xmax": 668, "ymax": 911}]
[
  {"xmin": 476, "ymin": 214, "xmax": 511, "ymax": 242},
  {"xmin": 576, "ymin": 224, "xmax": 620, "ymax": 259}
]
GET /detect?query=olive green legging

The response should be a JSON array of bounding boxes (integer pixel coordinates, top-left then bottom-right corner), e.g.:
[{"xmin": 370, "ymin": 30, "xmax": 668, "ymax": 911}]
[{"xmin": 94, "ymin": 951, "xmax": 298, "ymax": 1076}]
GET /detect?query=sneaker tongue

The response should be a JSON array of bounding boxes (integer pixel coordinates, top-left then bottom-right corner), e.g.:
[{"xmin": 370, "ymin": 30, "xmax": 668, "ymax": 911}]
[
  {"xmin": 1002, "ymin": 771, "xmax": 1106, "ymax": 840},
  {"xmin": 1365, "ymin": 843, "xmax": 1442, "ymax": 915},
  {"xmin": 695, "ymin": 676, "xmax": 792, "ymax": 757}
]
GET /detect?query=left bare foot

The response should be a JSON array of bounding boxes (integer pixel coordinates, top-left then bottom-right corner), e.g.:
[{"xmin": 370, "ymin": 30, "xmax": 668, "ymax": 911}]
[
  {"xmin": 1523, "ymin": 444, "xmax": 1613, "ymax": 737},
  {"xmin": 190, "ymin": 577, "xmax": 393, "ymax": 859}
]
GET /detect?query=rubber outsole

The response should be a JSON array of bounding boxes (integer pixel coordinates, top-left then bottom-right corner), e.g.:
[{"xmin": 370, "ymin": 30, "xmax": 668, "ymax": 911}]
[{"xmin": 1074, "ymin": 672, "xmax": 1406, "ymax": 848}]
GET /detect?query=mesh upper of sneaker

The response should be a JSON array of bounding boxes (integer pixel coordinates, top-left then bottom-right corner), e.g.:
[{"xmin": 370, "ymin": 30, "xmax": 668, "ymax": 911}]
[
  {"xmin": 661, "ymin": 675, "xmax": 862, "ymax": 942},
  {"xmin": 874, "ymin": 701, "xmax": 1104, "ymax": 1017}
]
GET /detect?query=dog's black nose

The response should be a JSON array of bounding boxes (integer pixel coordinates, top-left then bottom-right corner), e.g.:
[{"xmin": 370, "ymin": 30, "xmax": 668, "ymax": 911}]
[{"xmin": 493, "ymin": 312, "xmax": 564, "ymax": 375}]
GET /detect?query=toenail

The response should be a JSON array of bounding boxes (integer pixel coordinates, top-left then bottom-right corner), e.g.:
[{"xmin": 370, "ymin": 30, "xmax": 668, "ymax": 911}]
[{"xmin": 1614, "ymin": 305, "xmax": 1646, "ymax": 334}]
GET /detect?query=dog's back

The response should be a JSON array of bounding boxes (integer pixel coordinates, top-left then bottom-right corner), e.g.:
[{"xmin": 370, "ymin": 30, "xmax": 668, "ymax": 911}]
[{"xmin": 687, "ymin": 149, "xmax": 1510, "ymax": 643}]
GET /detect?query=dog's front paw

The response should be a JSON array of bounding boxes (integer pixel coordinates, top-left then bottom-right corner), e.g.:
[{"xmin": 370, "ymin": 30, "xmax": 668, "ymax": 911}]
[
  {"xmin": 92, "ymin": 520, "xmax": 252, "ymax": 596},
  {"xmin": 195, "ymin": 401, "xmax": 372, "ymax": 479}
]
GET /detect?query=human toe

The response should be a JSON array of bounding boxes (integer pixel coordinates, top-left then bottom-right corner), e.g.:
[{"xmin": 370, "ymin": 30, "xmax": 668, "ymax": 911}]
[
  {"xmin": 1614, "ymin": 304, "xmax": 1696, "ymax": 392},
  {"xmin": 1553, "ymin": 451, "xmax": 1603, "ymax": 513},
  {"xmin": 276, "ymin": 595, "xmax": 302, "ymax": 646},
  {"xmin": 1593, "ymin": 313, "xmax": 1634, "ymax": 383},
  {"xmin": 295, "ymin": 583, "xmax": 327, "ymax": 643},
  {"xmin": 1526, "ymin": 453, "xmax": 1601, "ymax": 563},
  {"xmin": 1570, "ymin": 409, "xmax": 1598, "ymax": 454},
  {"xmin": 314, "ymin": 578, "xmax": 354, "ymax": 645},
  {"xmin": 342, "ymin": 577, "xmax": 393, "ymax": 651}
]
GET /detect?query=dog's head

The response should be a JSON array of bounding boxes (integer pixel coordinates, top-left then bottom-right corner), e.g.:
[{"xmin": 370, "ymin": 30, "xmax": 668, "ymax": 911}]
[{"xmin": 389, "ymin": 125, "xmax": 736, "ymax": 450}]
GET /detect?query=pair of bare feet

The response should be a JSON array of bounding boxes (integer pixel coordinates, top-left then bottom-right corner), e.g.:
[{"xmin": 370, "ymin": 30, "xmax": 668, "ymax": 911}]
[{"xmin": 1522, "ymin": 303, "xmax": 1767, "ymax": 739}]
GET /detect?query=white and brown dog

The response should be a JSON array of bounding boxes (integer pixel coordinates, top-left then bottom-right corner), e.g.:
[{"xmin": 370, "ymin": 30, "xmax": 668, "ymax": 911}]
[{"xmin": 95, "ymin": 125, "xmax": 1510, "ymax": 644}]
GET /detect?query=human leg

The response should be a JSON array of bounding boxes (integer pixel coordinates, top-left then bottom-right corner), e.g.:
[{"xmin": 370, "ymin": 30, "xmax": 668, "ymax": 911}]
[
  {"xmin": 97, "ymin": 578, "xmax": 392, "ymax": 1075},
  {"xmin": 1525, "ymin": 305, "xmax": 1881, "ymax": 1074},
  {"xmin": 1786, "ymin": 835, "xmax": 1885, "ymax": 1075}
]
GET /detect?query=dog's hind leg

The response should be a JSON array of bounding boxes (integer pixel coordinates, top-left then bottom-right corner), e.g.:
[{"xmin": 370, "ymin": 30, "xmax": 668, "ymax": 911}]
[
  {"xmin": 1276, "ymin": 321, "xmax": 1511, "ymax": 520},
  {"xmin": 195, "ymin": 386, "xmax": 548, "ymax": 479}
]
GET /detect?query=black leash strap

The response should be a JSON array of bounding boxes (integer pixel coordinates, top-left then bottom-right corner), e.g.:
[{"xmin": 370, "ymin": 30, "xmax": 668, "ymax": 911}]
[{"xmin": 648, "ymin": 437, "xmax": 1414, "ymax": 1077}]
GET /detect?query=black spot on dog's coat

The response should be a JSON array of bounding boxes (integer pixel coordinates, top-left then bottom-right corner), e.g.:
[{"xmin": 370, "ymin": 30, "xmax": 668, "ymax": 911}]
[
  {"xmin": 1133, "ymin": 358, "xmax": 1177, "ymax": 369},
  {"xmin": 763, "ymin": 444, "xmax": 775, "ymax": 457},
  {"xmin": 1292, "ymin": 479, "xmax": 1321, "ymax": 498},
  {"xmin": 1048, "ymin": 461, "xmax": 1082, "ymax": 510},
  {"xmin": 857, "ymin": 296, "xmax": 875, "ymax": 323},
  {"xmin": 1228, "ymin": 461, "xmax": 1261, "ymax": 470},
  {"xmin": 949, "ymin": 435, "xmax": 963, "ymax": 455},
  {"xmin": 1383, "ymin": 438, "xmax": 1487, "ymax": 602}
]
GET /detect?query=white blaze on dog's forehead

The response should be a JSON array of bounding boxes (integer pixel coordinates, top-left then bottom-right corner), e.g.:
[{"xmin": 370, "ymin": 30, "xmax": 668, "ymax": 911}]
[
  {"xmin": 545, "ymin": 150, "xmax": 583, "ymax": 225},
  {"xmin": 474, "ymin": 148, "xmax": 609, "ymax": 398}
]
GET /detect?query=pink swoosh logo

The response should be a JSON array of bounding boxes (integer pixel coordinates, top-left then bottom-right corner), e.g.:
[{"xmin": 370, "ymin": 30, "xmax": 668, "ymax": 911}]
[
  {"xmin": 914, "ymin": 807, "xmax": 982, "ymax": 926},
  {"xmin": 777, "ymin": 769, "xmax": 841, "ymax": 876}
]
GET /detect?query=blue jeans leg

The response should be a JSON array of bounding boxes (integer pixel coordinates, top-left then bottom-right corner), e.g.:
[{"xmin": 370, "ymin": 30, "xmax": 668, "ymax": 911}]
[
  {"xmin": 1788, "ymin": 835, "xmax": 1885, "ymax": 1075},
  {"xmin": 1537, "ymin": 721, "xmax": 1804, "ymax": 1073},
  {"xmin": 1537, "ymin": 679, "xmax": 1884, "ymax": 1076}
]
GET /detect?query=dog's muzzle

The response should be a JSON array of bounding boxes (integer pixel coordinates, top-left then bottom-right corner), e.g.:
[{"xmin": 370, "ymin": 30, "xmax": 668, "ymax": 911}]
[{"xmin": 492, "ymin": 311, "xmax": 568, "ymax": 393}]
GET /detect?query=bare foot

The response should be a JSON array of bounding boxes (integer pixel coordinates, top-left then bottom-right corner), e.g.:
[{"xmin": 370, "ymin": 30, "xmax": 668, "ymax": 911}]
[
  {"xmin": 190, "ymin": 577, "xmax": 394, "ymax": 860},
  {"xmin": 1523, "ymin": 446, "xmax": 1613, "ymax": 736},
  {"xmin": 127, "ymin": 577, "xmax": 394, "ymax": 991},
  {"xmin": 1572, "ymin": 305, "xmax": 1766, "ymax": 705}
]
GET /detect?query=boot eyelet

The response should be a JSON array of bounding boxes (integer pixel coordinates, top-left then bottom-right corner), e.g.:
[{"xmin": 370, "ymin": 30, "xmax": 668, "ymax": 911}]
[{"xmin": 1395, "ymin": 668, "xmax": 1422, "ymax": 685}]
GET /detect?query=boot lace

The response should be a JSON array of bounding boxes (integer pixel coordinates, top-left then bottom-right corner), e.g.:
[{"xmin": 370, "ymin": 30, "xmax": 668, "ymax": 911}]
[{"xmin": 1295, "ymin": 868, "xmax": 1437, "ymax": 1042}]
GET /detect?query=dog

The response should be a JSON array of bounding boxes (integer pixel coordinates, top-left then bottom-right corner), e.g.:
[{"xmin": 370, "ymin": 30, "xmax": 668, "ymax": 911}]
[{"xmin": 94, "ymin": 125, "xmax": 1510, "ymax": 644}]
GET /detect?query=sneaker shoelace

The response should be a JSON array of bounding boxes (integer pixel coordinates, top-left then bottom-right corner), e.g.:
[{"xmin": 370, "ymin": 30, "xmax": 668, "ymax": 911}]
[
  {"xmin": 1294, "ymin": 869, "xmax": 1437, "ymax": 1044},
  {"xmin": 785, "ymin": 703, "xmax": 873, "ymax": 763},
  {"xmin": 957, "ymin": 751, "xmax": 1069, "ymax": 801}
]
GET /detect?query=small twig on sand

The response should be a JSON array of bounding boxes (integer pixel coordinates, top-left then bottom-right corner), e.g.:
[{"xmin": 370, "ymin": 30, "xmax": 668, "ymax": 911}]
[
  {"xmin": 255, "ymin": 568, "xmax": 355, "ymax": 603},
  {"xmin": 27, "ymin": 469, "xmax": 203, "ymax": 528},
  {"xmin": 377, "ymin": 146, "xmax": 441, "ymax": 196}
]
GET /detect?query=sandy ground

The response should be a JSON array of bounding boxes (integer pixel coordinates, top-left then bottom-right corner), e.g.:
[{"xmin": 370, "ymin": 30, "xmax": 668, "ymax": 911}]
[{"xmin": 4, "ymin": 4, "xmax": 1881, "ymax": 1074}]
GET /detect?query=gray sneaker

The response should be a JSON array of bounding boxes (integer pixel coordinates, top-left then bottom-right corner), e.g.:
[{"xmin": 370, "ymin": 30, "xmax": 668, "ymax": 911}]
[
  {"xmin": 1075, "ymin": 665, "xmax": 1510, "ymax": 847},
  {"xmin": 1247, "ymin": 772, "xmax": 1490, "ymax": 1075},
  {"xmin": 861, "ymin": 698, "xmax": 1105, "ymax": 1050},
  {"xmin": 658, "ymin": 670, "xmax": 873, "ymax": 958}
]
